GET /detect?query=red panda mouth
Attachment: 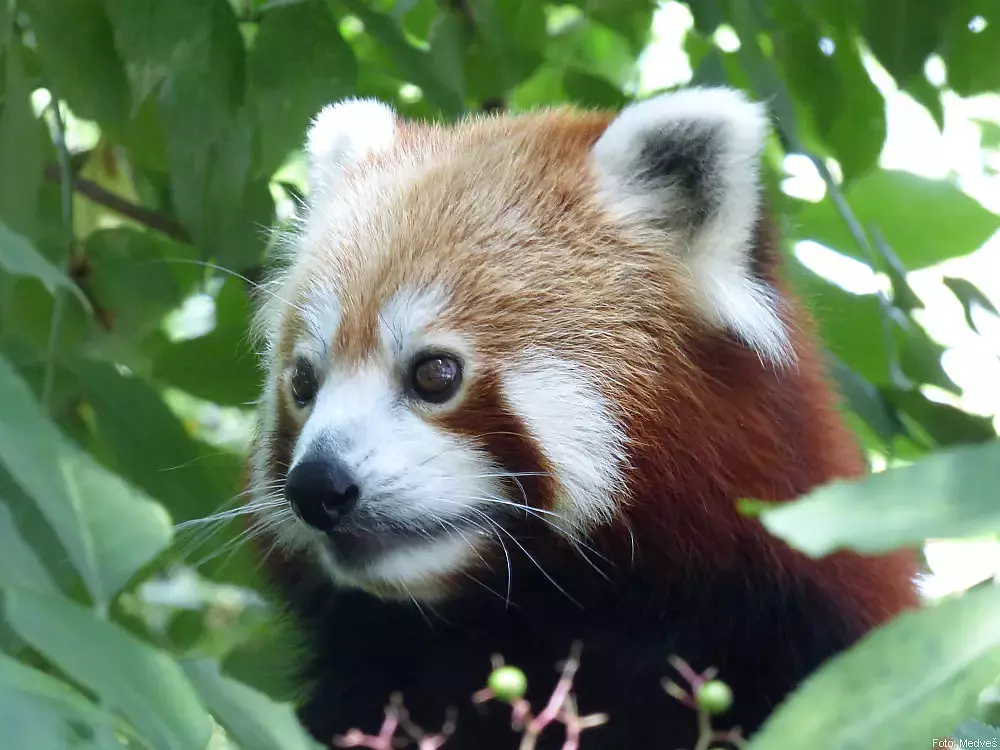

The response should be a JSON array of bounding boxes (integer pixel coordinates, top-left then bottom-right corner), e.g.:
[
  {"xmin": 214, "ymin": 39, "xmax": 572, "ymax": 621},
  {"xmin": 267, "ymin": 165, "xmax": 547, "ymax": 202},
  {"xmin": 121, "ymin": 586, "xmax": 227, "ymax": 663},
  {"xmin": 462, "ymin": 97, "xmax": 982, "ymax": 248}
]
[{"xmin": 321, "ymin": 517, "xmax": 485, "ymax": 573}]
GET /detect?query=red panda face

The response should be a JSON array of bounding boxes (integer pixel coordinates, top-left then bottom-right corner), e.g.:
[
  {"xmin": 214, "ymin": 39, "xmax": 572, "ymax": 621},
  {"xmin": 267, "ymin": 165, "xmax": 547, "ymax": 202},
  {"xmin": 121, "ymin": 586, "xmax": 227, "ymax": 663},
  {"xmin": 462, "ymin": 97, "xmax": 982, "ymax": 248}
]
[{"xmin": 249, "ymin": 90, "xmax": 792, "ymax": 600}]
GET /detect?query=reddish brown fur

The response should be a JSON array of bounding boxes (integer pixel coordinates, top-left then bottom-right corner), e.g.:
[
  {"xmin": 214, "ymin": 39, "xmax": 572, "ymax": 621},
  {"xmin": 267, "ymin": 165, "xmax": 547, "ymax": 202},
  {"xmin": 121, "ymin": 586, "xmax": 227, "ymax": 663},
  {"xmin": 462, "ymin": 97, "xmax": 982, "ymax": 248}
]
[
  {"xmin": 252, "ymin": 103, "xmax": 920, "ymax": 748},
  {"xmin": 264, "ymin": 107, "xmax": 918, "ymax": 622}
]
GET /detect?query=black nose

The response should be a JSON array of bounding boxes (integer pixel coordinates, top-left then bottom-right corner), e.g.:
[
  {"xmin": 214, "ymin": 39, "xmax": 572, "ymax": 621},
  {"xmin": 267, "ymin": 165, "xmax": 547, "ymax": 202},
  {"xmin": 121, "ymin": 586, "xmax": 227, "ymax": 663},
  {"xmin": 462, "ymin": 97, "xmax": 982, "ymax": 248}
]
[{"xmin": 284, "ymin": 458, "xmax": 361, "ymax": 532}]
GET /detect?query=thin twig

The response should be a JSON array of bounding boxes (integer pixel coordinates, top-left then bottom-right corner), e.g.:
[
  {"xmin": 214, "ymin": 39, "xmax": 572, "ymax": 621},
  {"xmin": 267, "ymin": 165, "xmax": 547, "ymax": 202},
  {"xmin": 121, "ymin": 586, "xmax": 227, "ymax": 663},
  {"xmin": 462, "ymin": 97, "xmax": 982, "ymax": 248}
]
[{"xmin": 43, "ymin": 163, "xmax": 191, "ymax": 243}]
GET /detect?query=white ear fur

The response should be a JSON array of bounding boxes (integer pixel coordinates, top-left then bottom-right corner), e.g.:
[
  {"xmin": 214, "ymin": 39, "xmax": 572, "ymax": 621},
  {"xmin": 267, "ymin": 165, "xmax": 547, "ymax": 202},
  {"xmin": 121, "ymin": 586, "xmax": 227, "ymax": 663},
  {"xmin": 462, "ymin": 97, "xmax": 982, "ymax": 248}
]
[
  {"xmin": 305, "ymin": 98, "xmax": 397, "ymax": 196},
  {"xmin": 590, "ymin": 87, "xmax": 792, "ymax": 366}
]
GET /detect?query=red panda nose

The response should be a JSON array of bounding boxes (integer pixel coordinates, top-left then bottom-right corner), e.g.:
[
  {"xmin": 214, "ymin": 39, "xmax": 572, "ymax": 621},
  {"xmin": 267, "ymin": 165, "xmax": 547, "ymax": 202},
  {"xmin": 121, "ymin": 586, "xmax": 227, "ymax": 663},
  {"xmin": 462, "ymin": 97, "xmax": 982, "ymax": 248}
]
[{"xmin": 284, "ymin": 458, "xmax": 361, "ymax": 532}]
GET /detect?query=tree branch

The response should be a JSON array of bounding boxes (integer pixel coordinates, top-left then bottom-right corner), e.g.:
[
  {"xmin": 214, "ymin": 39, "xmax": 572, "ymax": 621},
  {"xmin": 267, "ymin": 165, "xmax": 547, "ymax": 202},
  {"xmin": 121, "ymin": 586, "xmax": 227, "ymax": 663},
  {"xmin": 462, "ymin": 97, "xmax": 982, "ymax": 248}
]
[{"xmin": 44, "ymin": 164, "xmax": 192, "ymax": 244}]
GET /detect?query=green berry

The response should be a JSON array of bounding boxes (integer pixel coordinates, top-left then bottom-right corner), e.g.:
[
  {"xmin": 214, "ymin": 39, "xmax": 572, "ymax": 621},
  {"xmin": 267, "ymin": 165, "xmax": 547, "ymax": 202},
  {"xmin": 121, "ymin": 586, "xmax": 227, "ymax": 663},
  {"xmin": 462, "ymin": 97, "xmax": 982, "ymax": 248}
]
[
  {"xmin": 488, "ymin": 666, "xmax": 528, "ymax": 703},
  {"xmin": 696, "ymin": 680, "xmax": 733, "ymax": 715}
]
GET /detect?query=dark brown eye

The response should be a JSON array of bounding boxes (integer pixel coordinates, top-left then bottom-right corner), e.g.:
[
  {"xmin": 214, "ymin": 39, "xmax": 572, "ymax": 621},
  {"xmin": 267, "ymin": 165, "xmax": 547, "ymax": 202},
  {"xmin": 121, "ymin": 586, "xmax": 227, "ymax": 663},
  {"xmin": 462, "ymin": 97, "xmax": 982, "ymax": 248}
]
[
  {"xmin": 410, "ymin": 354, "xmax": 462, "ymax": 403},
  {"xmin": 290, "ymin": 359, "xmax": 319, "ymax": 408}
]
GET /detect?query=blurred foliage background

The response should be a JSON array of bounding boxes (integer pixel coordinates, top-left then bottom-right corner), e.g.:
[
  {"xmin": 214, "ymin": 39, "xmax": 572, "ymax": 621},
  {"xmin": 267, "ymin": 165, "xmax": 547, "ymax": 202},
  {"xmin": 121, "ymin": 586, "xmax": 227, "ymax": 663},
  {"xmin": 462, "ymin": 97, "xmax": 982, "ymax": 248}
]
[{"xmin": 1, "ymin": 0, "xmax": 999, "ymax": 748}]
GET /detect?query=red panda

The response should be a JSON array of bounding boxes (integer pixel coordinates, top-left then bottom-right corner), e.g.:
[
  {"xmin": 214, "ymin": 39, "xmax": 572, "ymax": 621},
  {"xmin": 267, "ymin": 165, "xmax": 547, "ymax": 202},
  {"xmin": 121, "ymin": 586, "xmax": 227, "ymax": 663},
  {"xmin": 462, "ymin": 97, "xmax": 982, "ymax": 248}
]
[{"xmin": 248, "ymin": 88, "xmax": 919, "ymax": 749}]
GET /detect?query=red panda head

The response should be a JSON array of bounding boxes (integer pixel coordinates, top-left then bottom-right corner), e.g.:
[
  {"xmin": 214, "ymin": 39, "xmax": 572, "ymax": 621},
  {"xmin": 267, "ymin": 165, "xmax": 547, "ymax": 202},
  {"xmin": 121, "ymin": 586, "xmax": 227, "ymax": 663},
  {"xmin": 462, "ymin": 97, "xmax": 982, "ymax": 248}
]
[{"xmin": 249, "ymin": 89, "xmax": 828, "ymax": 602}]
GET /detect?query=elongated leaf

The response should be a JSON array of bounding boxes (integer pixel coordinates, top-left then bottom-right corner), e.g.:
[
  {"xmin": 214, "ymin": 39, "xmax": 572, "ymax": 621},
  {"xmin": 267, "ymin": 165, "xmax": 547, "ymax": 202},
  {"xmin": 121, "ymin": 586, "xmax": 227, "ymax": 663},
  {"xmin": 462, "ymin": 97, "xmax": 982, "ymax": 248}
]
[
  {"xmin": 427, "ymin": 7, "xmax": 469, "ymax": 106},
  {"xmin": 887, "ymin": 389, "xmax": 997, "ymax": 448},
  {"xmin": 942, "ymin": 0, "xmax": 1000, "ymax": 97},
  {"xmin": 4, "ymin": 588, "xmax": 213, "ymax": 750},
  {"xmin": 943, "ymin": 276, "xmax": 999, "ymax": 333},
  {"xmin": 791, "ymin": 266, "xmax": 891, "ymax": 385},
  {"xmin": 23, "ymin": 0, "xmax": 130, "ymax": 124},
  {"xmin": 105, "ymin": 0, "xmax": 272, "ymax": 269},
  {"xmin": 861, "ymin": 0, "xmax": 950, "ymax": 85},
  {"xmin": 0, "ymin": 356, "xmax": 172, "ymax": 606},
  {"xmin": 827, "ymin": 356, "xmax": 900, "ymax": 445},
  {"xmin": 759, "ymin": 440, "xmax": 1000, "ymax": 557},
  {"xmin": 0, "ymin": 220, "xmax": 88, "ymax": 307},
  {"xmin": 70, "ymin": 360, "xmax": 236, "ymax": 524},
  {"xmin": 247, "ymin": 2, "xmax": 357, "ymax": 177},
  {"xmin": 794, "ymin": 170, "xmax": 1000, "ymax": 269},
  {"xmin": 150, "ymin": 276, "xmax": 261, "ymax": 407},
  {"xmin": 546, "ymin": 16, "xmax": 636, "ymax": 93},
  {"xmin": 82, "ymin": 228, "xmax": 198, "ymax": 348},
  {"xmin": 0, "ymin": 38, "xmax": 45, "ymax": 237},
  {"xmin": 464, "ymin": 0, "xmax": 545, "ymax": 95},
  {"xmin": 0, "ymin": 653, "xmax": 130, "ymax": 737},
  {"xmin": 182, "ymin": 659, "xmax": 320, "ymax": 750},
  {"xmin": 771, "ymin": 1, "xmax": 885, "ymax": 180},
  {"xmin": 0, "ymin": 470, "xmax": 79, "ymax": 594},
  {"xmin": 0, "ymin": 690, "xmax": 84, "ymax": 749},
  {"xmin": 346, "ymin": 1, "xmax": 464, "ymax": 115},
  {"xmin": 0, "ymin": 502, "xmax": 57, "ymax": 592},
  {"xmin": 748, "ymin": 584, "xmax": 1000, "ymax": 750}
]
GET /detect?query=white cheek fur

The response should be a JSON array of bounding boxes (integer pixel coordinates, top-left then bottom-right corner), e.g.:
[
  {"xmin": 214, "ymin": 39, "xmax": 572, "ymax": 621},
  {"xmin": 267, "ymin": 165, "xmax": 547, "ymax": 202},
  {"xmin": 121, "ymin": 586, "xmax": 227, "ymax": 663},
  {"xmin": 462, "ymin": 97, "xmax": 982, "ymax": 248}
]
[{"xmin": 501, "ymin": 349, "xmax": 629, "ymax": 534}]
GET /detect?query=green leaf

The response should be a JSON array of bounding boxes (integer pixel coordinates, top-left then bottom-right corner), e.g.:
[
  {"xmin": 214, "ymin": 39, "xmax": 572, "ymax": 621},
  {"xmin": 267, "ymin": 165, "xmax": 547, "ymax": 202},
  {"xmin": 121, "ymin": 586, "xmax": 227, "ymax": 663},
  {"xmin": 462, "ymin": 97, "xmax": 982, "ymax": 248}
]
[
  {"xmin": 102, "ymin": 0, "xmax": 220, "ymax": 109},
  {"xmin": 346, "ymin": 1, "xmax": 464, "ymax": 115},
  {"xmin": 562, "ymin": 70, "xmax": 628, "ymax": 109},
  {"xmin": 771, "ymin": 1, "xmax": 885, "ymax": 180},
  {"xmin": 150, "ymin": 277, "xmax": 261, "ymax": 407},
  {"xmin": 790, "ymin": 266, "xmax": 890, "ymax": 385},
  {"xmin": 4, "ymin": 588, "xmax": 213, "ymax": 750},
  {"xmin": 0, "ymin": 689, "xmax": 89, "ymax": 749},
  {"xmin": 462, "ymin": 0, "xmax": 546, "ymax": 100},
  {"xmin": 165, "ymin": 107, "xmax": 274, "ymax": 271},
  {"xmin": 0, "ymin": 0, "xmax": 9, "ymax": 52},
  {"xmin": 826, "ymin": 355, "xmax": 900, "ymax": 445},
  {"xmin": 181, "ymin": 659, "xmax": 320, "ymax": 750},
  {"xmin": 0, "ymin": 654, "xmax": 130, "ymax": 737},
  {"xmin": 896, "ymin": 315, "xmax": 957, "ymax": 393},
  {"xmin": 0, "ymin": 356, "xmax": 172, "ymax": 606},
  {"xmin": 759, "ymin": 440, "xmax": 1000, "ymax": 557},
  {"xmin": 794, "ymin": 170, "xmax": 1000, "ymax": 269},
  {"xmin": 106, "ymin": 0, "xmax": 270, "ymax": 268},
  {"xmin": 0, "ymin": 470, "xmax": 80, "ymax": 594},
  {"xmin": 687, "ymin": 0, "xmax": 725, "ymax": 34},
  {"xmin": 887, "ymin": 389, "xmax": 997, "ymax": 448},
  {"xmin": 861, "ymin": 0, "xmax": 951, "ymax": 85},
  {"xmin": 0, "ymin": 39, "xmax": 46, "ymax": 237},
  {"xmin": 906, "ymin": 75, "xmax": 945, "ymax": 132},
  {"xmin": 943, "ymin": 276, "xmax": 999, "ymax": 333},
  {"xmin": 81, "ymin": 228, "xmax": 198, "ymax": 350},
  {"xmin": 747, "ymin": 584, "xmax": 1000, "ymax": 750},
  {"xmin": 509, "ymin": 64, "xmax": 569, "ymax": 111},
  {"xmin": 106, "ymin": 0, "xmax": 244, "ymax": 139},
  {"xmin": 0, "ymin": 220, "xmax": 88, "ymax": 307},
  {"xmin": 942, "ymin": 0, "xmax": 1000, "ymax": 97},
  {"xmin": 547, "ymin": 17, "xmax": 637, "ymax": 93},
  {"xmin": 0, "ymin": 501, "xmax": 57, "ymax": 593},
  {"xmin": 70, "ymin": 360, "xmax": 240, "ymax": 525},
  {"xmin": 22, "ymin": 0, "xmax": 131, "ymax": 124},
  {"xmin": 427, "ymin": 7, "xmax": 470, "ymax": 107},
  {"xmin": 247, "ymin": 2, "xmax": 357, "ymax": 177}
]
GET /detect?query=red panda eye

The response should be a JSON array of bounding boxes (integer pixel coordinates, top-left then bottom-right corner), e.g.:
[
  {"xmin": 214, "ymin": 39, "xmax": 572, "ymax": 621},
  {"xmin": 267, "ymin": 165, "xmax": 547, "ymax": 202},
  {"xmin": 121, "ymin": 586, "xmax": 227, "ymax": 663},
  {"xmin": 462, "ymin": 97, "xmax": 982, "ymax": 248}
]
[
  {"xmin": 290, "ymin": 359, "xmax": 319, "ymax": 408},
  {"xmin": 410, "ymin": 355, "xmax": 462, "ymax": 403}
]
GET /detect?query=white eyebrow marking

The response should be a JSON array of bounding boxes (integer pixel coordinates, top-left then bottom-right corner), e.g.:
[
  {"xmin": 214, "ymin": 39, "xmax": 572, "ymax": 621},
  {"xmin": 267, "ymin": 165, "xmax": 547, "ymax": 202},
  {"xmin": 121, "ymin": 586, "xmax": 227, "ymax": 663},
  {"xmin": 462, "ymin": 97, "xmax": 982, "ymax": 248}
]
[
  {"xmin": 299, "ymin": 280, "xmax": 341, "ymax": 354},
  {"xmin": 378, "ymin": 284, "xmax": 450, "ymax": 361}
]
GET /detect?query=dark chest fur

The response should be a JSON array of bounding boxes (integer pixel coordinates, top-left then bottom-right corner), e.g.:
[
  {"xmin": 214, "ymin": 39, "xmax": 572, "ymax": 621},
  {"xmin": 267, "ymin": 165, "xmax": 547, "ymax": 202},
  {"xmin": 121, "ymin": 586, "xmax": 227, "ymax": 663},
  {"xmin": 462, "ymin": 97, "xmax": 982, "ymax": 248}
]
[{"xmin": 279, "ymin": 554, "xmax": 865, "ymax": 750}]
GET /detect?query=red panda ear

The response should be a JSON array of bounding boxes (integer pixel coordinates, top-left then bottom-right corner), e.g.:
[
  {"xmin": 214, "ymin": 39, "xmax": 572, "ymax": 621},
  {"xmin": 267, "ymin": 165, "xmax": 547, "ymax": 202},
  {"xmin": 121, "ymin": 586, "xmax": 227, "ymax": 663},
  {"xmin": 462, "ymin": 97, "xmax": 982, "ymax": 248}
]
[
  {"xmin": 305, "ymin": 98, "xmax": 397, "ymax": 198},
  {"xmin": 590, "ymin": 87, "xmax": 793, "ymax": 366}
]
